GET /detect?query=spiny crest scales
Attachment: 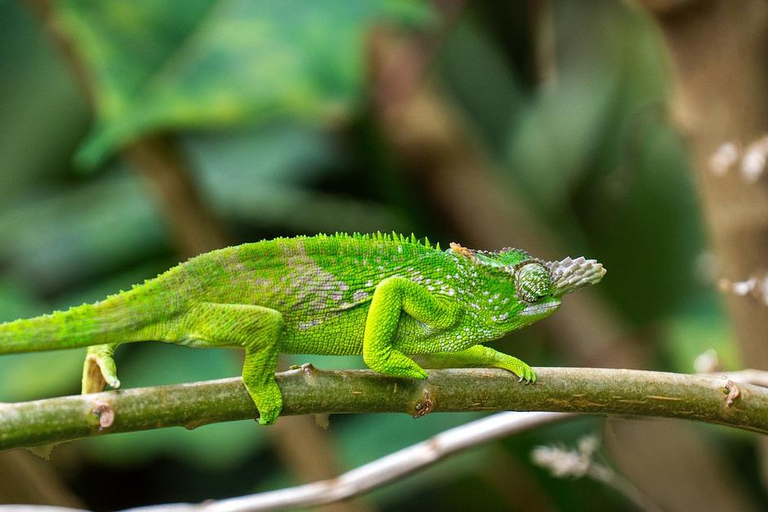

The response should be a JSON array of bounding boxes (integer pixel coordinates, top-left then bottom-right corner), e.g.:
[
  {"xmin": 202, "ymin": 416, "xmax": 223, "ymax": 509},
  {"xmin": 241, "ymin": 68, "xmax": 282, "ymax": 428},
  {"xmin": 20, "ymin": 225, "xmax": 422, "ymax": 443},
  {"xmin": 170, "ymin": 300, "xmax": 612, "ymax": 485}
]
[{"xmin": 324, "ymin": 231, "xmax": 441, "ymax": 250}]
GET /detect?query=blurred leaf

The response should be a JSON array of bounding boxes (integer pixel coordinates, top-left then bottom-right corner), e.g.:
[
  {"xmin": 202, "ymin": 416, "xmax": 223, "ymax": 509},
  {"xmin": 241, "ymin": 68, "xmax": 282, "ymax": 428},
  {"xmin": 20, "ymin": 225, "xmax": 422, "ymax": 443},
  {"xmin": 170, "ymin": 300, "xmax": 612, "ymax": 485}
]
[
  {"xmin": 182, "ymin": 123, "xmax": 344, "ymax": 185},
  {"xmin": 0, "ymin": 350, "xmax": 84, "ymax": 402},
  {"xmin": 52, "ymin": 0, "xmax": 430, "ymax": 167},
  {"xmin": 501, "ymin": 1, "xmax": 629, "ymax": 216},
  {"xmin": 0, "ymin": 170, "xmax": 404, "ymax": 296},
  {"xmin": 185, "ymin": 122, "xmax": 409, "ymax": 233},
  {"xmin": 0, "ymin": 281, "xmax": 85, "ymax": 401},
  {"xmin": 81, "ymin": 416, "xmax": 265, "ymax": 469},
  {"xmin": 209, "ymin": 181, "xmax": 407, "ymax": 235},
  {"xmin": 662, "ymin": 301, "xmax": 740, "ymax": 374},
  {"xmin": 0, "ymin": 280, "xmax": 42, "ymax": 322},
  {"xmin": 0, "ymin": 2, "xmax": 88, "ymax": 201},
  {"xmin": 505, "ymin": 73, "xmax": 618, "ymax": 213},
  {"xmin": 438, "ymin": 18, "xmax": 527, "ymax": 156},
  {"xmin": 582, "ymin": 121, "xmax": 701, "ymax": 324},
  {"xmin": 0, "ymin": 172, "xmax": 167, "ymax": 294}
]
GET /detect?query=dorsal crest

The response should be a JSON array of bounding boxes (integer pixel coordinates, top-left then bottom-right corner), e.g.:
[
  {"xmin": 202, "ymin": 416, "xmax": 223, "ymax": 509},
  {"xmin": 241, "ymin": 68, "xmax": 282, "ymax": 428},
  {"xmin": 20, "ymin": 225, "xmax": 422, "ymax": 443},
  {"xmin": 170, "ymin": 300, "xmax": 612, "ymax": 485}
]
[{"xmin": 449, "ymin": 242, "xmax": 533, "ymax": 270}]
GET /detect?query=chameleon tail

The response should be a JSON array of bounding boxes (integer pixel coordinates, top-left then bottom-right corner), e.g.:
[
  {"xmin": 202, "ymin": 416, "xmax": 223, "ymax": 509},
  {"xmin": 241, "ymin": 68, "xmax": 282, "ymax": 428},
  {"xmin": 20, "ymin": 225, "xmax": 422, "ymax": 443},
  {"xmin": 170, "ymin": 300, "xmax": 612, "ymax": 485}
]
[{"xmin": 0, "ymin": 291, "xmax": 164, "ymax": 355}]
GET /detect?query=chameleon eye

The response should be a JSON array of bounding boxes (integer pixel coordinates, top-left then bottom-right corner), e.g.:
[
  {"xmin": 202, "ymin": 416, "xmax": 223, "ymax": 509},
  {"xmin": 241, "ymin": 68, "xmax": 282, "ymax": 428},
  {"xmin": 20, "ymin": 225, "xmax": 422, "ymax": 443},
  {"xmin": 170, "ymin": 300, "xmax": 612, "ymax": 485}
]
[{"xmin": 515, "ymin": 262, "xmax": 551, "ymax": 303}]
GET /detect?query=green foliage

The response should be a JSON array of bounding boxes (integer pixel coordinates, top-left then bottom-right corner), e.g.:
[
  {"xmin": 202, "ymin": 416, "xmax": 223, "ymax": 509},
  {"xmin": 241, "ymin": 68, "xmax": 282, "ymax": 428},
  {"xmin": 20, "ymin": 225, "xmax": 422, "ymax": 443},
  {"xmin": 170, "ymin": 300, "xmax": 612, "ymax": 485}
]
[
  {"xmin": 53, "ymin": 0, "xmax": 429, "ymax": 167},
  {"xmin": 0, "ymin": 0, "xmax": 747, "ymax": 510}
]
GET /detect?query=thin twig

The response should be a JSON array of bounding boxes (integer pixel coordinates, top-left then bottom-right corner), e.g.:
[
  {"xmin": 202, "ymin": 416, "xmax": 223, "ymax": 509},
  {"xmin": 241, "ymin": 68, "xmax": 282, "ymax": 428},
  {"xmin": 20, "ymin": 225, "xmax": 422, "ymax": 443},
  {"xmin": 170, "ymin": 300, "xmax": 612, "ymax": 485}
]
[
  {"xmin": 2, "ymin": 366, "xmax": 768, "ymax": 452},
  {"xmin": 532, "ymin": 436, "xmax": 663, "ymax": 512},
  {"xmin": 142, "ymin": 412, "xmax": 572, "ymax": 512},
  {"xmin": 710, "ymin": 369, "xmax": 768, "ymax": 388},
  {"xmin": 0, "ymin": 412, "xmax": 571, "ymax": 512}
]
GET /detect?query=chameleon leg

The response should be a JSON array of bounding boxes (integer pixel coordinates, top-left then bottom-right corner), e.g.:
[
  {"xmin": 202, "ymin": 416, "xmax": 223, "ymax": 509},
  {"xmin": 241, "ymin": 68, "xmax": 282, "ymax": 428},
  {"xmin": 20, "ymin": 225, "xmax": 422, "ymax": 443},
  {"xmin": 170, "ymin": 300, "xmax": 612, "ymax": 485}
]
[
  {"xmin": 82, "ymin": 343, "xmax": 121, "ymax": 393},
  {"xmin": 182, "ymin": 303, "xmax": 284, "ymax": 425},
  {"xmin": 417, "ymin": 345, "xmax": 536, "ymax": 383},
  {"xmin": 364, "ymin": 277, "xmax": 461, "ymax": 379}
]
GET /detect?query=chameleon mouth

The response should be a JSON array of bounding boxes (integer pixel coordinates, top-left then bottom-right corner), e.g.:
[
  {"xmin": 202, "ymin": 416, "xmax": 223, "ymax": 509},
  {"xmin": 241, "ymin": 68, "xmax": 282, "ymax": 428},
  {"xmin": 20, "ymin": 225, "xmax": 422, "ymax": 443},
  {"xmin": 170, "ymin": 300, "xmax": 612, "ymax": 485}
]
[
  {"xmin": 547, "ymin": 257, "xmax": 606, "ymax": 297},
  {"xmin": 521, "ymin": 301, "xmax": 559, "ymax": 317}
]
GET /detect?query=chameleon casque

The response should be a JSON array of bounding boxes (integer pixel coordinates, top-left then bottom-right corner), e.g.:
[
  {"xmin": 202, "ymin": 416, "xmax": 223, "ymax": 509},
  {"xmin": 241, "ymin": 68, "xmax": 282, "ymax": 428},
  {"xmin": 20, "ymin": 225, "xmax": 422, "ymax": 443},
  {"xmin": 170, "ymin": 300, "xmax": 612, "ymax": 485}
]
[{"xmin": 0, "ymin": 233, "xmax": 605, "ymax": 424}]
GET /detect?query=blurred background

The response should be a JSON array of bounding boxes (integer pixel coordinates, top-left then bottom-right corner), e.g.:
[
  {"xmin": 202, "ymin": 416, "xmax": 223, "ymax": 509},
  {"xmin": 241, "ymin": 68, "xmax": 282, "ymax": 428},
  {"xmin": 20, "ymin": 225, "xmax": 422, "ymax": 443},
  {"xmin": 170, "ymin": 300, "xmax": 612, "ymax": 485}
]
[{"xmin": 1, "ymin": 0, "xmax": 766, "ymax": 510}]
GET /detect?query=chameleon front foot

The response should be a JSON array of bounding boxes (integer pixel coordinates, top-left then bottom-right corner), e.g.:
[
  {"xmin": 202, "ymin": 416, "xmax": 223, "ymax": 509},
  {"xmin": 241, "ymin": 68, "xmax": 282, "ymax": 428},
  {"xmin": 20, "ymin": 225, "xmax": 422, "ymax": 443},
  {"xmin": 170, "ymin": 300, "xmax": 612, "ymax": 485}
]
[
  {"xmin": 491, "ymin": 352, "xmax": 536, "ymax": 383},
  {"xmin": 481, "ymin": 349, "xmax": 537, "ymax": 384},
  {"xmin": 418, "ymin": 345, "xmax": 536, "ymax": 383}
]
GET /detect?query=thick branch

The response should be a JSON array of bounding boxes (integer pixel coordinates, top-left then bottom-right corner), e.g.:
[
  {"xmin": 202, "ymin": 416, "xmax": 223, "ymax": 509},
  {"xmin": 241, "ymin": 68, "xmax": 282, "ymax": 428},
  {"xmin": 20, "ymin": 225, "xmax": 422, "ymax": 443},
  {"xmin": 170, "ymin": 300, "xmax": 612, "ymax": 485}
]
[{"xmin": 1, "ymin": 367, "xmax": 766, "ymax": 451}]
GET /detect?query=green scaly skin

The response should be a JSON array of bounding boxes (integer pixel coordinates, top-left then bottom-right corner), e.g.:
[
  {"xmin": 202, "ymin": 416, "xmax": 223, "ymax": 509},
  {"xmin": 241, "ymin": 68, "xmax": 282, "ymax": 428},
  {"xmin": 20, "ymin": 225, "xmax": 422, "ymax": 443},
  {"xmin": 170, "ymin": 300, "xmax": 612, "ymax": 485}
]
[{"xmin": 0, "ymin": 233, "xmax": 606, "ymax": 425}]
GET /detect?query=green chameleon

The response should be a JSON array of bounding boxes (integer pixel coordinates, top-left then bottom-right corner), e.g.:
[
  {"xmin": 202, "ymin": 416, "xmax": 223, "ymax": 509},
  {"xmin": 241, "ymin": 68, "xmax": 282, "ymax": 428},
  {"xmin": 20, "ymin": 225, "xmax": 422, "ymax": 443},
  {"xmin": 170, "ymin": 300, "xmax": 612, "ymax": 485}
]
[{"xmin": 0, "ymin": 233, "xmax": 605, "ymax": 424}]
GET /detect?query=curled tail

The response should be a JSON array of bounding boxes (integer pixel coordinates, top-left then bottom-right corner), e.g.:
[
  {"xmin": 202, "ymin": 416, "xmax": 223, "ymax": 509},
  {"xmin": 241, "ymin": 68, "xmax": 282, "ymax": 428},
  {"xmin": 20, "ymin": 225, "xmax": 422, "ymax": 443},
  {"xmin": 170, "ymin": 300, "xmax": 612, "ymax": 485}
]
[{"xmin": 0, "ymin": 291, "xmax": 168, "ymax": 355}]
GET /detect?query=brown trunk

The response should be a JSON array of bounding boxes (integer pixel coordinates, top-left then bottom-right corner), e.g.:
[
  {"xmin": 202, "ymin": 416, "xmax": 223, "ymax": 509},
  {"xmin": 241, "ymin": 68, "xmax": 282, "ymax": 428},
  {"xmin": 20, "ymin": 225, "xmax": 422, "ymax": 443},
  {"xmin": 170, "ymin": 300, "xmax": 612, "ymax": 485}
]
[{"xmin": 641, "ymin": 0, "xmax": 768, "ymax": 490}]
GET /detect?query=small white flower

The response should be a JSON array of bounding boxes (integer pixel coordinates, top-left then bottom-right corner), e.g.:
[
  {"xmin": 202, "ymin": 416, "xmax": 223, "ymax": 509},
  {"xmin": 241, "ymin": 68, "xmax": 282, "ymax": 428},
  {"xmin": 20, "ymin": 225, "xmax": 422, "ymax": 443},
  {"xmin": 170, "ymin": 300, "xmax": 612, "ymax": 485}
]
[{"xmin": 710, "ymin": 142, "xmax": 739, "ymax": 176}]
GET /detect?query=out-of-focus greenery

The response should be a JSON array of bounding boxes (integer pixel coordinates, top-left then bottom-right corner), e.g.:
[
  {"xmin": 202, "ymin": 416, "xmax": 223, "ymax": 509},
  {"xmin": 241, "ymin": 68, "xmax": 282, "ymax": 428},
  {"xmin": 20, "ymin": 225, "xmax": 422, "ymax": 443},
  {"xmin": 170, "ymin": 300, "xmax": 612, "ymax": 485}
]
[
  {"xmin": 0, "ymin": 0, "xmax": 754, "ymax": 510},
  {"xmin": 57, "ymin": 0, "xmax": 430, "ymax": 167}
]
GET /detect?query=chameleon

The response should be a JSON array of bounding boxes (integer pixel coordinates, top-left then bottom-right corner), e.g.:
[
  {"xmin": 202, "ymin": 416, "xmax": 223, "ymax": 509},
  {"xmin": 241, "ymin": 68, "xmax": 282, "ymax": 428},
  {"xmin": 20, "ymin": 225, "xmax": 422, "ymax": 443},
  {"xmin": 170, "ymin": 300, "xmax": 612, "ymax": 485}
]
[{"xmin": 0, "ymin": 233, "xmax": 605, "ymax": 425}]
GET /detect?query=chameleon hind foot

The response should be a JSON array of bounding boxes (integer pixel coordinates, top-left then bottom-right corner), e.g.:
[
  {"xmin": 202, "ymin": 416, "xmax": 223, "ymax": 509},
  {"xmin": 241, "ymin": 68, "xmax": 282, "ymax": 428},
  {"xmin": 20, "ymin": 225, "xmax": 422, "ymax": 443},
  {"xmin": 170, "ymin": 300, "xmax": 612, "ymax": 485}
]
[
  {"xmin": 242, "ymin": 343, "xmax": 283, "ymax": 425},
  {"xmin": 364, "ymin": 348, "xmax": 428, "ymax": 380},
  {"xmin": 82, "ymin": 344, "xmax": 121, "ymax": 394},
  {"xmin": 183, "ymin": 302, "xmax": 286, "ymax": 425},
  {"xmin": 244, "ymin": 377, "xmax": 283, "ymax": 426}
]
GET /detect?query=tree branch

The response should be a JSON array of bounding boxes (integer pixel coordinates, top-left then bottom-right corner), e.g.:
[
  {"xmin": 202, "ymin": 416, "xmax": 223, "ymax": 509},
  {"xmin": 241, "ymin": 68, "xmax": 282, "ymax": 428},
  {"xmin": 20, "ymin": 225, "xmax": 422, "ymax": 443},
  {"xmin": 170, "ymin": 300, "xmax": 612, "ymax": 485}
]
[{"xmin": 1, "ymin": 367, "xmax": 767, "ymax": 451}]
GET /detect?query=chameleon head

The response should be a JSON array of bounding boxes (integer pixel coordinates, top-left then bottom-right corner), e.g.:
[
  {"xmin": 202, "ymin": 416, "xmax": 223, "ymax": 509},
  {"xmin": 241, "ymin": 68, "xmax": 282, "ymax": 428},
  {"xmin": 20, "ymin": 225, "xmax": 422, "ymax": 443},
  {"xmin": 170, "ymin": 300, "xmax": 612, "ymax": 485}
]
[
  {"xmin": 511, "ymin": 256, "xmax": 606, "ymax": 326},
  {"xmin": 512, "ymin": 255, "xmax": 606, "ymax": 318},
  {"xmin": 450, "ymin": 243, "xmax": 606, "ymax": 322}
]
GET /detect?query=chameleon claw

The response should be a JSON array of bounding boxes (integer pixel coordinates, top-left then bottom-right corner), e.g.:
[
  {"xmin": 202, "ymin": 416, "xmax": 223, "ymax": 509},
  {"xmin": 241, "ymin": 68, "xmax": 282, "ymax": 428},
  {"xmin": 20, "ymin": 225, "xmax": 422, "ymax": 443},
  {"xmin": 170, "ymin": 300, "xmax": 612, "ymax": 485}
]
[
  {"xmin": 511, "ymin": 362, "xmax": 536, "ymax": 384},
  {"xmin": 257, "ymin": 415, "xmax": 276, "ymax": 426},
  {"xmin": 516, "ymin": 367, "xmax": 536, "ymax": 384}
]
